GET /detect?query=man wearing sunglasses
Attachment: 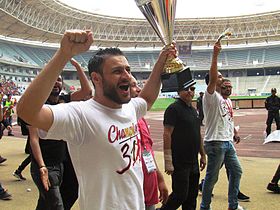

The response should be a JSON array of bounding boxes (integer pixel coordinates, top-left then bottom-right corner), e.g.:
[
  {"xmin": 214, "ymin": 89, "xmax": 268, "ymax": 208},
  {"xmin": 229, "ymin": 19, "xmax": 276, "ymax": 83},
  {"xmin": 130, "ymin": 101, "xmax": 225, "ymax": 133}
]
[
  {"xmin": 200, "ymin": 41, "xmax": 245, "ymax": 210},
  {"xmin": 159, "ymin": 84, "xmax": 206, "ymax": 210}
]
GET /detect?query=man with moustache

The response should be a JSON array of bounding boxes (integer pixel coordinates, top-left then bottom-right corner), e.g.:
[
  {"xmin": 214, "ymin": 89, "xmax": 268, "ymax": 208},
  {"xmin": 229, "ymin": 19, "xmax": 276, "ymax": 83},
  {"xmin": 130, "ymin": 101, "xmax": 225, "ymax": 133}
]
[
  {"xmin": 200, "ymin": 41, "xmax": 244, "ymax": 210},
  {"xmin": 159, "ymin": 84, "xmax": 206, "ymax": 210},
  {"xmin": 29, "ymin": 58, "xmax": 92, "ymax": 210},
  {"xmin": 17, "ymin": 30, "xmax": 175, "ymax": 210}
]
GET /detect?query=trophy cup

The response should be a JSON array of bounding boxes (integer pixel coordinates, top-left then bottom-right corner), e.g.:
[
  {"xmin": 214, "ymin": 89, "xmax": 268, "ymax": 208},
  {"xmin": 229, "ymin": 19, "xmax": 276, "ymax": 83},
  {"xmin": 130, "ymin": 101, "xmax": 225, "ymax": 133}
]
[
  {"xmin": 135, "ymin": 0, "xmax": 195, "ymax": 92},
  {"xmin": 217, "ymin": 28, "xmax": 232, "ymax": 42}
]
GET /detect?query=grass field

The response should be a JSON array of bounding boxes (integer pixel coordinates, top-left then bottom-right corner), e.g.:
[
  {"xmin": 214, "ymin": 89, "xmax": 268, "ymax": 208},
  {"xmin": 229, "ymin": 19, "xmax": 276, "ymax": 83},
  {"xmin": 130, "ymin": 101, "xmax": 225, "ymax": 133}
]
[{"xmin": 151, "ymin": 95, "xmax": 268, "ymax": 111}]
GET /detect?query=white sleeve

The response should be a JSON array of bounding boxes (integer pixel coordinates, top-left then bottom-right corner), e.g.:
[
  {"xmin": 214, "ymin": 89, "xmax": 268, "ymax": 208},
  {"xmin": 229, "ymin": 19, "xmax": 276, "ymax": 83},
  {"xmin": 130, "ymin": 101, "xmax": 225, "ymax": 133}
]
[
  {"xmin": 204, "ymin": 90, "xmax": 219, "ymax": 106},
  {"xmin": 38, "ymin": 102, "xmax": 83, "ymax": 145},
  {"xmin": 130, "ymin": 97, "xmax": 147, "ymax": 120}
]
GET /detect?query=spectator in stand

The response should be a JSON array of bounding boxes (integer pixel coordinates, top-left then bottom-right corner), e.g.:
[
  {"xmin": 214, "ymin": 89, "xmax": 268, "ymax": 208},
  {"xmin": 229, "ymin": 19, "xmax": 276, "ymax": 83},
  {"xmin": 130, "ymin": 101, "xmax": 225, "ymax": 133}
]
[
  {"xmin": 265, "ymin": 88, "xmax": 280, "ymax": 136},
  {"xmin": 130, "ymin": 76, "xmax": 168, "ymax": 210}
]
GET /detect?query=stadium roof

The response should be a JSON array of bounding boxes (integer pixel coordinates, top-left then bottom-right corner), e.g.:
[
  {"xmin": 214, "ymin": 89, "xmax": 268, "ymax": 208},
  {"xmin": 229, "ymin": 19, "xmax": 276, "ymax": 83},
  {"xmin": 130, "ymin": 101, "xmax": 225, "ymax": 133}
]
[
  {"xmin": 1, "ymin": 0, "xmax": 280, "ymax": 47},
  {"xmin": 60, "ymin": 0, "xmax": 280, "ymax": 19}
]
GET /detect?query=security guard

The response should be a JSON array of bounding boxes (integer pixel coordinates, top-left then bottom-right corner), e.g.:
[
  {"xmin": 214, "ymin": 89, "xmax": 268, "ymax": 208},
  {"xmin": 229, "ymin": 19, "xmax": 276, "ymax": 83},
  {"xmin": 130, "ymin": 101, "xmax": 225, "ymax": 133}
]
[{"xmin": 265, "ymin": 88, "xmax": 280, "ymax": 136}]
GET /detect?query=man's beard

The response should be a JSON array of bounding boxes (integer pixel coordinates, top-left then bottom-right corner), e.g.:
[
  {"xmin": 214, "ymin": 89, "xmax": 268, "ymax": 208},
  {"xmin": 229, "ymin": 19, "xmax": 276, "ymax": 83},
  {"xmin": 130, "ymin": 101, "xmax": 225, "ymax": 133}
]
[
  {"xmin": 103, "ymin": 79, "xmax": 130, "ymax": 105},
  {"xmin": 222, "ymin": 90, "xmax": 231, "ymax": 97},
  {"xmin": 50, "ymin": 91, "xmax": 60, "ymax": 97}
]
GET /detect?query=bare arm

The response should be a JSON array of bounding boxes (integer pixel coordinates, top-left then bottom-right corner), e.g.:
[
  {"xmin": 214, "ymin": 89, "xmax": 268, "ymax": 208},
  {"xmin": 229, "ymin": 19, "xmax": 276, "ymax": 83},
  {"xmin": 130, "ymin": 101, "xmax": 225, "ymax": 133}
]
[
  {"xmin": 163, "ymin": 125, "xmax": 174, "ymax": 175},
  {"xmin": 233, "ymin": 127, "xmax": 241, "ymax": 144},
  {"xmin": 139, "ymin": 46, "xmax": 177, "ymax": 110},
  {"xmin": 199, "ymin": 133, "xmax": 206, "ymax": 171},
  {"xmin": 156, "ymin": 161, "xmax": 169, "ymax": 204},
  {"xmin": 70, "ymin": 58, "xmax": 92, "ymax": 101},
  {"xmin": 16, "ymin": 30, "xmax": 93, "ymax": 131},
  {"xmin": 207, "ymin": 41, "xmax": 221, "ymax": 94},
  {"xmin": 29, "ymin": 126, "xmax": 50, "ymax": 191}
]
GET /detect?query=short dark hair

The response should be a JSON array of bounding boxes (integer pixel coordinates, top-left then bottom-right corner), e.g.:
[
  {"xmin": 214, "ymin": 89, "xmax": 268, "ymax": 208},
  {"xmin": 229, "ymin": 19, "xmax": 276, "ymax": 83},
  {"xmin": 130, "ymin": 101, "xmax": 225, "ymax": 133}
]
[
  {"xmin": 88, "ymin": 48, "xmax": 125, "ymax": 78},
  {"xmin": 222, "ymin": 78, "xmax": 231, "ymax": 83}
]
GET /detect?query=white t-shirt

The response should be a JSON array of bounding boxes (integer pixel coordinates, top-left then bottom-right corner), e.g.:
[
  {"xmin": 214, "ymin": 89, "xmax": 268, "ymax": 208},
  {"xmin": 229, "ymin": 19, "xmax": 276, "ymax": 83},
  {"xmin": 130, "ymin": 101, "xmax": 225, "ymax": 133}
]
[
  {"xmin": 39, "ymin": 98, "xmax": 147, "ymax": 210},
  {"xmin": 203, "ymin": 90, "xmax": 234, "ymax": 142}
]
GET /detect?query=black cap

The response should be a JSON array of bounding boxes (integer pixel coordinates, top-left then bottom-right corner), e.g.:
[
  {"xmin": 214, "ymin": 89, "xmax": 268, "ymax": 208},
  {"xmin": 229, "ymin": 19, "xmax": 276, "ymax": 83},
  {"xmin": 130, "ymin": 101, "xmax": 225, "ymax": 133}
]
[{"xmin": 161, "ymin": 67, "xmax": 196, "ymax": 92}]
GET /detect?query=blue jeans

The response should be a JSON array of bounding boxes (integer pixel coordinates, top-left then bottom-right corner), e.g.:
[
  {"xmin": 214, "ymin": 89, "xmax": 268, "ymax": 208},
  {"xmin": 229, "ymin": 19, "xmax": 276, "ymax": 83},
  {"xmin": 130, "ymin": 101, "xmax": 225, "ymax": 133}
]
[{"xmin": 200, "ymin": 141, "xmax": 242, "ymax": 210}]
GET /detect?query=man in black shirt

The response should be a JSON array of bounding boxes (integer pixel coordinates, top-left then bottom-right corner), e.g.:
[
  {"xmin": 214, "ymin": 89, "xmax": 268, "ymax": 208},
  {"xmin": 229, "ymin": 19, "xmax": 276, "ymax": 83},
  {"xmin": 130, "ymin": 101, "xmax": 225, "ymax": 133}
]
[
  {"xmin": 265, "ymin": 88, "xmax": 280, "ymax": 136},
  {"xmin": 30, "ymin": 59, "xmax": 92, "ymax": 210},
  {"xmin": 197, "ymin": 91, "xmax": 204, "ymax": 126},
  {"xmin": 159, "ymin": 85, "xmax": 206, "ymax": 210}
]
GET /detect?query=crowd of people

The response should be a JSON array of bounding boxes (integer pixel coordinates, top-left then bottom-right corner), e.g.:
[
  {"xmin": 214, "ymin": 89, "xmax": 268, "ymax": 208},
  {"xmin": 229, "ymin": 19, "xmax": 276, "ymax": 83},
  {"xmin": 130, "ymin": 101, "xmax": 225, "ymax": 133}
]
[{"xmin": 0, "ymin": 30, "xmax": 279, "ymax": 210}]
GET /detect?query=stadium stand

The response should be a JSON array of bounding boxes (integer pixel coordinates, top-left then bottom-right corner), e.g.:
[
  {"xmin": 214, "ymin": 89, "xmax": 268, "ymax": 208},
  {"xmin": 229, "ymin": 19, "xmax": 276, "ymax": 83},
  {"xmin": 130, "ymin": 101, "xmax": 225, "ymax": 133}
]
[{"xmin": 1, "ymin": 0, "xmax": 280, "ymax": 95}]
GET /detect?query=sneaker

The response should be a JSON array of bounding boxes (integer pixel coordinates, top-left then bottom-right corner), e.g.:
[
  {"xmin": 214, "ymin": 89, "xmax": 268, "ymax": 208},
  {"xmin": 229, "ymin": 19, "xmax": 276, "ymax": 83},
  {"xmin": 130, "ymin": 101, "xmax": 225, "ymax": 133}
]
[
  {"xmin": 13, "ymin": 170, "xmax": 26, "ymax": 181},
  {"xmin": 0, "ymin": 190, "xmax": 12, "ymax": 200},
  {"xmin": 267, "ymin": 182, "xmax": 280, "ymax": 193},
  {"xmin": 0, "ymin": 156, "xmax": 7, "ymax": 164},
  {"xmin": 238, "ymin": 191, "xmax": 250, "ymax": 202},
  {"xmin": 8, "ymin": 133, "xmax": 14, "ymax": 136},
  {"xmin": 229, "ymin": 205, "xmax": 246, "ymax": 210}
]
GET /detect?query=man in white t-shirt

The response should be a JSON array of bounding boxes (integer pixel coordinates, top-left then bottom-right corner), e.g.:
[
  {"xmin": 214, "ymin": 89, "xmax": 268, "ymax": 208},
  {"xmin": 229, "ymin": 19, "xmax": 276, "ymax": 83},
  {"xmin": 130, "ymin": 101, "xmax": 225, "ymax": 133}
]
[
  {"xmin": 17, "ymin": 30, "xmax": 177, "ymax": 210},
  {"xmin": 200, "ymin": 41, "xmax": 244, "ymax": 210}
]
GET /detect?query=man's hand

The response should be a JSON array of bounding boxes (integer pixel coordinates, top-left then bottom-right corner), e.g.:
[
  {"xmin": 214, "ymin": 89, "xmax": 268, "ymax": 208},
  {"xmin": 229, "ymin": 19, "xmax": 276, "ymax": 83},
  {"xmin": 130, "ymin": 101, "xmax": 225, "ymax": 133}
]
[
  {"xmin": 70, "ymin": 58, "xmax": 80, "ymax": 68},
  {"xmin": 233, "ymin": 135, "xmax": 241, "ymax": 144},
  {"xmin": 59, "ymin": 30, "xmax": 93, "ymax": 60},
  {"xmin": 200, "ymin": 155, "xmax": 206, "ymax": 171},
  {"xmin": 213, "ymin": 41, "xmax": 222, "ymax": 56},
  {"xmin": 164, "ymin": 149, "xmax": 174, "ymax": 175},
  {"xmin": 156, "ymin": 43, "xmax": 177, "ymax": 71},
  {"xmin": 39, "ymin": 166, "xmax": 51, "ymax": 191},
  {"xmin": 158, "ymin": 180, "xmax": 169, "ymax": 204}
]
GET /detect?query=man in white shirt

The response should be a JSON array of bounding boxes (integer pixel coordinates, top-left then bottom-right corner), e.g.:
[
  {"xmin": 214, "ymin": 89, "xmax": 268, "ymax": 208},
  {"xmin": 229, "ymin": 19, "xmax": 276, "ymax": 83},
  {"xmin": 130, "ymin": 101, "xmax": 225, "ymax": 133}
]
[
  {"xmin": 200, "ymin": 41, "xmax": 244, "ymax": 210},
  {"xmin": 17, "ymin": 30, "xmax": 177, "ymax": 210}
]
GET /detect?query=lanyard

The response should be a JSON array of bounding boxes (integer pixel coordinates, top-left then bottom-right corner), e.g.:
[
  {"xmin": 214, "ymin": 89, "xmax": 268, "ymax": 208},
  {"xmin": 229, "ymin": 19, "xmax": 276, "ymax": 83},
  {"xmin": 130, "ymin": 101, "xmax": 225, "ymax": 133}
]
[{"xmin": 224, "ymin": 99, "xmax": 233, "ymax": 118}]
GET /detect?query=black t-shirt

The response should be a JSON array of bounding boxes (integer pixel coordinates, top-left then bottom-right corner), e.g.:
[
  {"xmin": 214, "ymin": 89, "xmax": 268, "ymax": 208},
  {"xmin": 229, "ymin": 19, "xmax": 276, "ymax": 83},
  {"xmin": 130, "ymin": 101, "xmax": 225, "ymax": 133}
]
[
  {"xmin": 33, "ymin": 94, "xmax": 71, "ymax": 166},
  {"xmin": 265, "ymin": 95, "xmax": 280, "ymax": 112},
  {"xmin": 164, "ymin": 99, "xmax": 201, "ymax": 168}
]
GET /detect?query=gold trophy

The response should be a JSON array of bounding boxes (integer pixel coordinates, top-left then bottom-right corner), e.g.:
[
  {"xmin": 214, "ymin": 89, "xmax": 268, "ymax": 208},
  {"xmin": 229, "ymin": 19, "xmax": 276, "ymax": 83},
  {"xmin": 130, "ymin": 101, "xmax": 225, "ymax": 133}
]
[
  {"xmin": 217, "ymin": 28, "xmax": 232, "ymax": 42},
  {"xmin": 135, "ymin": 0, "xmax": 195, "ymax": 92}
]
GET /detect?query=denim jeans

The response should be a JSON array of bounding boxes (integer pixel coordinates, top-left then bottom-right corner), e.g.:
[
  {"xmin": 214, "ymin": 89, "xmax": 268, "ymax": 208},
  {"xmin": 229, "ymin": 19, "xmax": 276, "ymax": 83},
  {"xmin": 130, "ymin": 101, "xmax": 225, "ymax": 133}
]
[
  {"xmin": 31, "ymin": 161, "xmax": 64, "ymax": 210},
  {"xmin": 200, "ymin": 141, "xmax": 242, "ymax": 210}
]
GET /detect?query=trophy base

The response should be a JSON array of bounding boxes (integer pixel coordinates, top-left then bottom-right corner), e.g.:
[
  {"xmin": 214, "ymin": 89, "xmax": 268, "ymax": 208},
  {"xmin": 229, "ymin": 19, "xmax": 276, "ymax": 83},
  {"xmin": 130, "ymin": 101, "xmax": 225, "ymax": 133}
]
[{"xmin": 161, "ymin": 67, "xmax": 196, "ymax": 92}]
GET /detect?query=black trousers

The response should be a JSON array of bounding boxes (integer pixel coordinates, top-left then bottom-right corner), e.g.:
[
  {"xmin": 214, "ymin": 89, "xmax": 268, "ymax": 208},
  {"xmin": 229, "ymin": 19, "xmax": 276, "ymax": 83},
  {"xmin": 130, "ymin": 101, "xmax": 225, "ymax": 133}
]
[
  {"xmin": 17, "ymin": 154, "xmax": 31, "ymax": 172},
  {"xmin": 31, "ymin": 161, "xmax": 64, "ymax": 210},
  {"xmin": 161, "ymin": 163, "xmax": 200, "ymax": 210},
  {"xmin": 60, "ymin": 158, "xmax": 79, "ymax": 210},
  {"xmin": 266, "ymin": 111, "xmax": 280, "ymax": 135},
  {"xmin": 271, "ymin": 164, "xmax": 280, "ymax": 184}
]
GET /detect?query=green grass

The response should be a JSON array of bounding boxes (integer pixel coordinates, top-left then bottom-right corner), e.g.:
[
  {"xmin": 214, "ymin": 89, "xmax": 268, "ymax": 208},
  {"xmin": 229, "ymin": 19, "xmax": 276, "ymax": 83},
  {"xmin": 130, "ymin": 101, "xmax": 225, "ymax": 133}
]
[
  {"xmin": 151, "ymin": 98, "xmax": 175, "ymax": 111},
  {"xmin": 151, "ymin": 95, "xmax": 268, "ymax": 111}
]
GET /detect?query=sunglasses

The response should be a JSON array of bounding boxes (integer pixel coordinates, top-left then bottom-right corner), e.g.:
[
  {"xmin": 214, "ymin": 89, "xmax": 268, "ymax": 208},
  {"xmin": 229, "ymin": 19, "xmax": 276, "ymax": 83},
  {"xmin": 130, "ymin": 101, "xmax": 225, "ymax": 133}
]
[
  {"xmin": 221, "ymin": 85, "xmax": 232, "ymax": 89},
  {"xmin": 185, "ymin": 86, "xmax": 196, "ymax": 91}
]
